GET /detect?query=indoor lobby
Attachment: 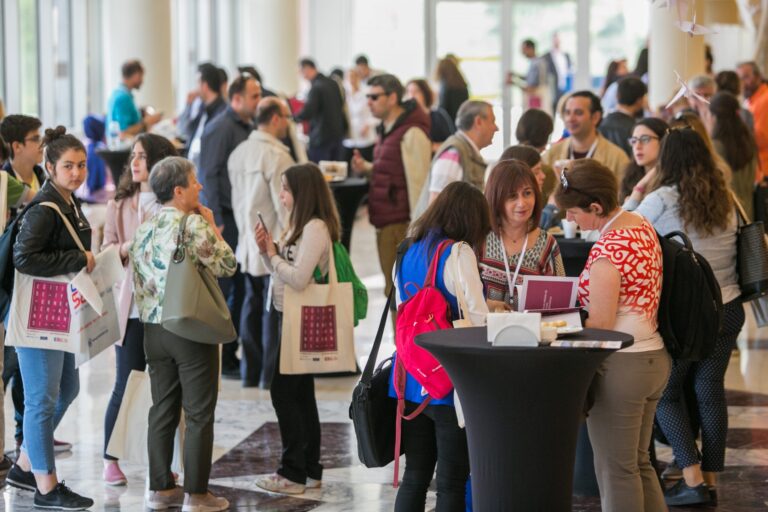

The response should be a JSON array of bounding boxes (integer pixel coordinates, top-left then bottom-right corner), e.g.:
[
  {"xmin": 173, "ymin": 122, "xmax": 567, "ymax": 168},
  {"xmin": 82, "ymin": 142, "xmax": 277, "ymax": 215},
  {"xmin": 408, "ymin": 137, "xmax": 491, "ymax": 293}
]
[{"xmin": 1, "ymin": 0, "xmax": 768, "ymax": 511}]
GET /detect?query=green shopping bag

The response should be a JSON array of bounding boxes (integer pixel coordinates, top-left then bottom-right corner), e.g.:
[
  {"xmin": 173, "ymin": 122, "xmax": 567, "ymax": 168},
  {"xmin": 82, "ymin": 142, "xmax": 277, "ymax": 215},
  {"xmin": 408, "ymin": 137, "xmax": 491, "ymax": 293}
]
[{"xmin": 314, "ymin": 241, "xmax": 368, "ymax": 326}]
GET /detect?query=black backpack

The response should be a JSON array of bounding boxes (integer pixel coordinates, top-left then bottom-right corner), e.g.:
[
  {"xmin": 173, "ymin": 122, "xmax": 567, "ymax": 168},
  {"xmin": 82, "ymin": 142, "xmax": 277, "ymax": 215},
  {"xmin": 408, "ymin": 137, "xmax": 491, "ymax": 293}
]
[{"xmin": 656, "ymin": 231, "xmax": 723, "ymax": 361}]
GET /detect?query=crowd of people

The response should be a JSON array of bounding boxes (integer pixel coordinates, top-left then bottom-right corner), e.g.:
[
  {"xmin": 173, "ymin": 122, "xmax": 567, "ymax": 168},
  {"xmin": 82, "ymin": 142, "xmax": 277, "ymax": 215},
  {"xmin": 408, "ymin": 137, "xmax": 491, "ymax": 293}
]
[{"xmin": 0, "ymin": 38, "xmax": 765, "ymax": 511}]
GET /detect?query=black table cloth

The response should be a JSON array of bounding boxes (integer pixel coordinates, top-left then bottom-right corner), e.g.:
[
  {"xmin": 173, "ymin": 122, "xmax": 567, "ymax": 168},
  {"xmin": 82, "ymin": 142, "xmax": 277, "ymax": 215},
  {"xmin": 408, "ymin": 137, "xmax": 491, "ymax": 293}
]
[
  {"xmin": 329, "ymin": 177, "xmax": 368, "ymax": 251},
  {"xmin": 416, "ymin": 326, "xmax": 632, "ymax": 511},
  {"xmin": 554, "ymin": 234, "xmax": 594, "ymax": 277},
  {"xmin": 95, "ymin": 148, "xmax": 130, "ymax": 185}
]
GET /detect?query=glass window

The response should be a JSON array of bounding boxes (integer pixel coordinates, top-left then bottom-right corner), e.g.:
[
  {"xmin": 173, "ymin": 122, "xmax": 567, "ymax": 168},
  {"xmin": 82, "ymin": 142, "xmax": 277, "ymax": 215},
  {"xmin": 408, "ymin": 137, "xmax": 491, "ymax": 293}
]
[
  {"xmin": 19, "ymin": 0, "xmax": 39, "ymax": 115},
  {"xmin": 52, "ymin": 0, "xmax": 73, "ymax": 126},
  {"xmin": 0, "ymin": 1, "xmax": 5, "ymax": 105}
]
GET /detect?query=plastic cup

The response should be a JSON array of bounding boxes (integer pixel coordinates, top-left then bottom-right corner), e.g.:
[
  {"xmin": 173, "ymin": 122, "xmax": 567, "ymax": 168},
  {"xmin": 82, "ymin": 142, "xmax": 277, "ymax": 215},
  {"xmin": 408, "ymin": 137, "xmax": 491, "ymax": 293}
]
[{"xmin": 562, "ymin": 220, "xmax": 578, "ymax": 239}]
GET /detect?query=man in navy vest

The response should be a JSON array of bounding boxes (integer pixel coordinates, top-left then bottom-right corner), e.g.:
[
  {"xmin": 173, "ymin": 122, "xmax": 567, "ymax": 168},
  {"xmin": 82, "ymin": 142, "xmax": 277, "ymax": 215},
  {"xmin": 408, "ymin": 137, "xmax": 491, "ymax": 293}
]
[{"xmin": 351, "ymin": 74, "xmax": 431, "ymax": 306}]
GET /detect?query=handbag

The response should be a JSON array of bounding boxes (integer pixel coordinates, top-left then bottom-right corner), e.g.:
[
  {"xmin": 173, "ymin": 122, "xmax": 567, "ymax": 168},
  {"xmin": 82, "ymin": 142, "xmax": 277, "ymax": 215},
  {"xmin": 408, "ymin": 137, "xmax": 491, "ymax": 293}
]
[
  {"xmin": 279, "ymin": 242, "xmax": 356, "ymax": 374},
  {"xmin": 161, "ymin": 214, "xmax": 237, "ymax": 344},
  {"xmin": 734, "ymin": 194, "xmax": 768, "ymax": 301},
  {"xmin": 349, "ymin": 289, "xmax": 400, "ymax": 468}
]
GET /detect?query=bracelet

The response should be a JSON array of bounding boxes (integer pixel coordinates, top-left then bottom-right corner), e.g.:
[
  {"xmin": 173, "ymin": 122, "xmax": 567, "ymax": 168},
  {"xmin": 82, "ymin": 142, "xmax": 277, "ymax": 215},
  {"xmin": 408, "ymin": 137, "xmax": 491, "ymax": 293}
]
[{"xmin": 633, "ymin": 185, "xmax": 646, "ymax": 194}]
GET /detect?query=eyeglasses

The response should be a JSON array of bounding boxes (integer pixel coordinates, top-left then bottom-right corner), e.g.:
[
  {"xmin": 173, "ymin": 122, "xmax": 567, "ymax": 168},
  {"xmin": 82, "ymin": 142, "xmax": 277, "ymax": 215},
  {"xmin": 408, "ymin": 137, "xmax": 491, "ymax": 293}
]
[
  {"xmin": 627, "ymin": 135, "xmax": 659, "ymax": 146},
  {"xmin": 24, "ymin": 135, "xmax": 41, "ymax": 144},
  {"xmin": 366, "ymin": 93, "xmax": 384, "ymax": 101}
]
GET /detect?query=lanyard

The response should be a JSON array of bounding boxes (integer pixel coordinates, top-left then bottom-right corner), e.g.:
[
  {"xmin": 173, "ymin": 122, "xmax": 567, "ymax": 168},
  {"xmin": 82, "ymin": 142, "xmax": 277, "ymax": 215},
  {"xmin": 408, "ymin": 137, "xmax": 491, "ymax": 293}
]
[
  {"xmin": 600, "ymin": 209, "xmax": 624, "ymax": 235},
  {"xmin": 569, "ymin": 139, "xmax": 598, "ymax": 160},
  {"xmin": 500, "ymin": 232, "xmax": 528, "ymax": 305}
]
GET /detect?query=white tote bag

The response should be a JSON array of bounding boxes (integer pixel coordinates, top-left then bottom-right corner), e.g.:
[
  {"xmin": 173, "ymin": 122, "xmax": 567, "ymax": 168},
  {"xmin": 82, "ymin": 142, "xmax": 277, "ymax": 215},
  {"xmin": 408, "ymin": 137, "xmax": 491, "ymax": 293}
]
[
  {"xmin": 106, "ymin": 370, "xmax": 185, "ymax": 473},
  {"xmin": 279, "ymin": 244, "xmax": 357, "ymax": 374},
  {"xmin": 6, "ymin": 203, "xmax": 121, "ymax": 358}
]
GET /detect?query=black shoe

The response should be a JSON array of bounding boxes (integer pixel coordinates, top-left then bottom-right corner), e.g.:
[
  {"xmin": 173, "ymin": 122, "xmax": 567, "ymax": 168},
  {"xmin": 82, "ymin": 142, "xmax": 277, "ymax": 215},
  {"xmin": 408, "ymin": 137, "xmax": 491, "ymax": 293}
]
[
  {"xmin": 34, "ymin": 482, "xmax": 93, "ymax": 510},
  {"xmin": 6, "ymin": 463, "xmax": 36, "ymax": 491},
  {"xmin": 0, "ymin": 456, "xmax": 12, "ymax": 476},
  {"xmin": 664, "ymin": 479, "xmax": 710, "ymax": 506},
  {"xmin": 221, "ymin": 366, "xmax": 241, "ymax": 379},
  {"xmin": 709, "ymin": 487, "xmax": 718, "ymax": 505}
]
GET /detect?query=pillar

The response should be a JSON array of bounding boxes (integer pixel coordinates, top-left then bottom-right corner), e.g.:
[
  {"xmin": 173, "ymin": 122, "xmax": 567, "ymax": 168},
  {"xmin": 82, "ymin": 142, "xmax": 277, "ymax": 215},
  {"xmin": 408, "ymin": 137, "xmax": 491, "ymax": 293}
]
[{"xmin": 101, "ymin": 0, "xmax": 175, "ymax": 119}]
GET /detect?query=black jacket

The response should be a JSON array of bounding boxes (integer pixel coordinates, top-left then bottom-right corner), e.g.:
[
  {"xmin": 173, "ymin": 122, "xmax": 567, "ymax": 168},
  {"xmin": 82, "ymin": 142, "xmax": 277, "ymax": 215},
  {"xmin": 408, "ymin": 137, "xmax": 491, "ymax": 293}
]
[
  {"xmin": 598, "ymin": 111, "xmax": 636, "ymax": 158},
  {"xmin": 13, "ymin": 181, "xmax": 92, "ymax": 277},
  {"xmin": 295, "ymin": 73, "xmax": 348, "ymax": 148}
]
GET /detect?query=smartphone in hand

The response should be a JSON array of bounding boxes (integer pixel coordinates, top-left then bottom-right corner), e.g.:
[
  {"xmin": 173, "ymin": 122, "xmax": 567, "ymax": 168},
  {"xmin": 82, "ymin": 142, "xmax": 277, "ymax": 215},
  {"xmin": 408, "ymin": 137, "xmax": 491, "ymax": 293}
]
[{"xmin": 257, "ymin": 211, "xmax": 267, "ymax": 229}]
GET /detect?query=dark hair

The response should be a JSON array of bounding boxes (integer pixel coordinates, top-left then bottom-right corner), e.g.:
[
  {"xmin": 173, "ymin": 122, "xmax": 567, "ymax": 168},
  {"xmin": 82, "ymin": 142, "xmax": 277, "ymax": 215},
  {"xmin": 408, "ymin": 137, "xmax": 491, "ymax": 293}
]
[
  {"xmin": 633, "ymin": 47, "xmax": 648, "ymax": 77},
  {"xmin": 282, "ymin": 163, "xmax": 341, "ymax": 247},
  {"xmin": 619, "ymin": 117, "xmax": 669, "ymax": 201},
  {"xmin": 710, "ymin": 91, "xmax": 756, "ymax": 172},
  {"xmin": 256, "ymin": 97, "xmax": 285, "ymax": 126},
  {"xmin": 355, "ymin": 55, "xmax": 369, "ymax": 66},
  {"xmin": 299, "ymin": 58, "xmax": 316, "ymax": 70},
  {"xmin": 737, "ymin": 60, "xmax": 763, "ymax": 78},
  {"xmin": 228, "ymin": 75, "xmax": 253, "ymax": 99},
  {"xmin": 0, "ymin": 134, "xmax": 9, "ymax": 163},
  {"xmin": 499, "ymin": 145, "xmax": 541, "ymax": 169},
  {"xmin": 368, "ymin": 74, "xmax": 405, "ymax": 104},
  {"xmin": 515, "ymin": 109, "xmax": 553, "ymax": 148},
  {"xmin": 568, "ymin": 90, "xmax": 603, "ymax": 117},
  {"xmin": 554, "ymin": 159, "xmax": 618, "ymax": 214},
  {"xmin": 238, "ymin": 65, "xmax": 262, "ymax": 83},
  {"xmin": 617, "ymin": 77, "xmax": 647, "ymax": 106},
  {"xmin": 149, "ymin": 156, "xmax": 194, "ymax": 203},
  {"xmin": 407, "ymin": 79, "xmax": 434, "ymax": 108},
  {"xmin": 198, "ymin": 63, "xmax": 223, "ymax": 94},
  {"xmin": 435, "ymin": 57, "xmax": 468, "ymax": 89},
  {"xmin": 218, "ymin": 67, "xmax": 228, "ymax": 88},
  {"xmin": 115, "ymin": 133, "xmax": 179, "ymax": 200},
  {"xmin": 330, "ymin": 68, "xmax": 344, "ymax": 81},
  {"xmin": 485, "ymin": 159, "xmax": 542, "ymax": 234},
  {"xmin": 657, "ymin": 128, "xmax": 731, "ymax": 235},
  {"xmin": 715, "ymin": 70, "xmax": 741, "ymax": 96},
  {"xmin": 42, "ymin": 126, "xmax": 86, "ymax": 172},
  {"xmin": 409, "ymin": 181, "xmax": 491, "ymax": 249},
  {"xmin": 121, "ymin": 59, "xmax": 144, "ymax": 79},
  {"xmin": 602, "ymin": 59, "xmax": 627, "ymax": 94},
  {"xmin": 522, "ymin": 39, "xmax": 536, "ymax": 50},
  {"xmin": 0, "ymin": 114, "xmax": 42, "ymax": 158}
]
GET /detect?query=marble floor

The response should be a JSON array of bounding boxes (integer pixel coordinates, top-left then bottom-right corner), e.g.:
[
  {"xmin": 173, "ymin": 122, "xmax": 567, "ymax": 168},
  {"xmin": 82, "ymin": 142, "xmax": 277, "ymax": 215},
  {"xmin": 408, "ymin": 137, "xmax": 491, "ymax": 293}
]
[{"xmin": 3, "ymin": 210, "xmax": 768, "ymax": 511}]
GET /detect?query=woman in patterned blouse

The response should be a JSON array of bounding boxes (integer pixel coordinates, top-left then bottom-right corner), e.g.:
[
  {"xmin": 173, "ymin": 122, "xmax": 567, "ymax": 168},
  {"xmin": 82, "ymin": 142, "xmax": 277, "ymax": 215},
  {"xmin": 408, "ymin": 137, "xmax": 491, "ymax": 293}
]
[
  {"xmin": 555, "ymin": 159, "xmax": 669, "ymax": 512},
  {"xmin": 479, "ymin": 159, "xmax": 564, "ymax": 312},
  {"xmin": 130, "ymin": 156, "xmax": 236, "ymax": 512}
]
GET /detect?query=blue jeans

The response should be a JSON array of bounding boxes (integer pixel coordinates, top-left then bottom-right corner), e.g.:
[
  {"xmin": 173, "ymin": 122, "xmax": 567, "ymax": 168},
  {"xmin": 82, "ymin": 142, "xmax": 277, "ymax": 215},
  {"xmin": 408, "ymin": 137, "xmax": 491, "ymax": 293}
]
[{"xmin": 16, "ymin": 347, "xmax": 80, "ymax": 474}]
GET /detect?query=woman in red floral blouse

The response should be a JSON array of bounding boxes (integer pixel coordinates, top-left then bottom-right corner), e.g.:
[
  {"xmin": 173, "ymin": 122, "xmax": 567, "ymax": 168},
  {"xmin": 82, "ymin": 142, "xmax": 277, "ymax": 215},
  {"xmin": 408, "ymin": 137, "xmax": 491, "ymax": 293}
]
[{"xmin": 555, "ymin": 158, "xmax": 670, "ymax": 512}]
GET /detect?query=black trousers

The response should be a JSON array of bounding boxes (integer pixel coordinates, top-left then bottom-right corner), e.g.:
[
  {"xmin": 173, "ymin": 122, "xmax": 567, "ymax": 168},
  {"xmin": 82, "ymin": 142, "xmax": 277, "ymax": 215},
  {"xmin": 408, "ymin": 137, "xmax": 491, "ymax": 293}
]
[
  {"xmin": 218, "ymin": 208, "xmax": 244, "ymax": 369},
  {"xmin": 308, "ymin": 139, "xmax": 345, "ymax": 164},
  {"xmin": 104, "ymin": 318, "xmax": 146, "ymax": 459},
  {"xmin": 270, "ymin": 312, "xmax": 323, "ymax": 484},
  {"xmin": 2, "ymin": 346, "xmax": 25, "ymax": 441},
  {"xmin": 240, "ymin": 274, "xmax": 279, "ymax": 388},
  {"xmin": 395, "ymin": 402, "xmax": 469, "ymax": 512}
]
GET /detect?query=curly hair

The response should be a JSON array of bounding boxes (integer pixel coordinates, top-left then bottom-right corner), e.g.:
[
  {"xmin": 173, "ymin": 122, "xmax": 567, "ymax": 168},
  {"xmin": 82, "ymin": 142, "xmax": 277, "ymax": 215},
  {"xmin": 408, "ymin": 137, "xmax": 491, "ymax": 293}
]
[{"xmin": 657, "ymin": 128, "xmax": 731, "ymax": 235}]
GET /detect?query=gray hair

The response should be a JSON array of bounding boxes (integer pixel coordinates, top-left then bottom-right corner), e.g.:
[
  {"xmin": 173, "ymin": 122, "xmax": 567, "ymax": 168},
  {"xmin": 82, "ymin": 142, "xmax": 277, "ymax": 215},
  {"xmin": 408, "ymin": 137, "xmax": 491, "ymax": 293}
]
[
  {"xmin": 687, "ymin": 74, "xmax": 715, "ymax": 91},
  {"xmin": 456, "ymin": 100, "xmax": 491, "ymax": 131},
  {"xmin": 150, "ymin": 156, "xmax": 195, "ymax": 203}
]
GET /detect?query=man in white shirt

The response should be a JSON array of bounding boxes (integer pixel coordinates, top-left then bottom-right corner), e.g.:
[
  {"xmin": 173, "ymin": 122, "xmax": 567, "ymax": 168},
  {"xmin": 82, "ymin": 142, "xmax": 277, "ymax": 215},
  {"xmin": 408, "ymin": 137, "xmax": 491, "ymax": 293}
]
[
  {"xmin": 413, "ymin": 100, "xmax": 497, "ymax": 218},
  {"xmin": 228, "ymin": 97, "xmax": 293, "ymax": 388}
]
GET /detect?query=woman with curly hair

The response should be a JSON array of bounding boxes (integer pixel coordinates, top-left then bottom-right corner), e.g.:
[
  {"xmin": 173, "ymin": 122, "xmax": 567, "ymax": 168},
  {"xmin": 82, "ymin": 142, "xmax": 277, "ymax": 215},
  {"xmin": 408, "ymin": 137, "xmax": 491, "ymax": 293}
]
[{"xmin": 624, "ymin": 127, "xmax": 741, "ymax": 506}]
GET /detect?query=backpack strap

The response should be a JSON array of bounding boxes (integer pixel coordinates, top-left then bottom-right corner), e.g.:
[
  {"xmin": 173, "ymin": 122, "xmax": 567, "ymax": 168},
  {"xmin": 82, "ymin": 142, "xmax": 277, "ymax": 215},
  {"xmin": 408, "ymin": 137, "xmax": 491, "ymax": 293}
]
[
  {"xmin": 423, "ymin": 239, "xmax": 455, "ymax": 288},
  {"xmin": 393, "ymin": 355, "xmax": 431, "ymax": 488},
  {"xmin": 39, "ymin": 202, "xmax": 87, "ymax": 253}
]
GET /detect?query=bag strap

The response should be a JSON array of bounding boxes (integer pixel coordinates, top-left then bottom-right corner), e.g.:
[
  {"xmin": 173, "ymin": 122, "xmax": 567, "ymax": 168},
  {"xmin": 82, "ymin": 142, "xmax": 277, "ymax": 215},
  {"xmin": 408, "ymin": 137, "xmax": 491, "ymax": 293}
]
[
  {"xmin": 0, "ymin": 172, "xmax": 8, "ymax": 233},
  {"xmin": 172, "ymin": 214, "xmax": 190, "ymax": 263},
  {"xmin": 39, "ymin": 201, "xmax": 86, "ymax": 253},
  {"xmin": 327, "ymin": 240, "xmax": 338, "ymax": 284},
  {"xmin": 360, "ymin": 287, "xmax": 393, "ymax": 386},
  {"xmin": 732, "ymin": 191, "xmax": 749, "ymax": 227},
  {"xmin": 423, "ymin": 239, "xmax": 454, "ymax": 288},
  {"xmin": 452, "ymin": 242, "xmax": 471, "ymax": 320},
  {"xmin": 393, "ymin": 355, "xmax": 431, "ymax": 488}
]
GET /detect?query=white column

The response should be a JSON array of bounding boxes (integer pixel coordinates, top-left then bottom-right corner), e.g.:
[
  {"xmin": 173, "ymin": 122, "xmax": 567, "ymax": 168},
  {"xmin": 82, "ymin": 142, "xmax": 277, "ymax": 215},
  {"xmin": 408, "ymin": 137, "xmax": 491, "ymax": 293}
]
[
  {"xmin": 238, "ymin": 0, "xmax": 302, "ymax": 97},
  {"xmin": 101, "ymin": 0, "xmax": 175, "ymax": 118},
  {"xmin": 648, "ymin": 3, "xmax": 706, "ymax": 111},
  {"xmin": 574, "ymin": 0, "xmax": 591, "ymax": 91}
]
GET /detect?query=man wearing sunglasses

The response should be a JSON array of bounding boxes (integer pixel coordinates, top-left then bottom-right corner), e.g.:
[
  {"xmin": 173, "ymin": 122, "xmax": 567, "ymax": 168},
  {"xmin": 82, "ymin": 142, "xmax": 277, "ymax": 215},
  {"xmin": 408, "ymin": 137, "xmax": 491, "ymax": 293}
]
[{"xmin": 351, "ymin": 74, "xmax": 431, "ymax": 306}]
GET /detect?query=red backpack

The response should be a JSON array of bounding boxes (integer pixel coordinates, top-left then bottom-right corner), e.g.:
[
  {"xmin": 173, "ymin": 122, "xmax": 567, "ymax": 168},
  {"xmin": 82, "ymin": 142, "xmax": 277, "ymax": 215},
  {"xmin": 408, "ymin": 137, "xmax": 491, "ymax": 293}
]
[{"xmin": 392, "ymin": 238, "xmax": 455, "ymax": 486}]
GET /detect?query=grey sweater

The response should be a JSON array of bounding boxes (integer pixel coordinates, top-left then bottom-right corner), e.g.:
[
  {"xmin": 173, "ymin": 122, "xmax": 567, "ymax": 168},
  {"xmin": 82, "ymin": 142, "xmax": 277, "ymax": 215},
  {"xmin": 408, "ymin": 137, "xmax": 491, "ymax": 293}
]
[{"xmin": 624, "ymin": 186, "xmax": 740, "ymax": 304}]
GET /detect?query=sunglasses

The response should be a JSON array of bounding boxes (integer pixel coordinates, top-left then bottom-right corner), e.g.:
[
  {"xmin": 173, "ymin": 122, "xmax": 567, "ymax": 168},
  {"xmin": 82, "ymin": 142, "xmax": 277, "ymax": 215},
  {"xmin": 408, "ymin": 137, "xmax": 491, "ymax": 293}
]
[{"xmin": 366, "ymin": 93, "xmax": 385, "ymax": 101}]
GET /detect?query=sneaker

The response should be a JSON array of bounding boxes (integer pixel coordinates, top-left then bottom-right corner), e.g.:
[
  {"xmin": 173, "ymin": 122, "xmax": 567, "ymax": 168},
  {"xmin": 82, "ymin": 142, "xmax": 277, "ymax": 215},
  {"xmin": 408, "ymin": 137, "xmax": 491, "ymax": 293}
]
[
  {"xmin": 305, "ymin": 477, "xmax": 322, "ymax": 489},
  {"xmin": 0, "ymin": 455, "xmax": 13, "ymax": 476},
  {"xmin": 145, "ymin": 486, "xmax": 184, "ymax": 510},
  {"xmin": 34, "ymin": 481, "xmax": 93, "ymax": 510},
  {"xmin": 102, "ymin": 462, "xmax": 127, "ymax": 486},
  {"xmin": 661, "ymin": 460, "xmax": 683, "ymax": 481},
  {"xmin": 53, "ymin": 439, "xmax": 73, "ymax": 453},
  {"xmin": 664, "ymin": 479, "xmax": 710, "ymax": 506},
  {"xmin": 255, "ymin": 473, "xmax": 305, "ymax": 495},
  {"xmin": 7, "ymin": 463, "xmax": 36, "ymax": 491},
  {"xmin": 182, "ymin": 492, "xmax": 229, "ymax": 512}
]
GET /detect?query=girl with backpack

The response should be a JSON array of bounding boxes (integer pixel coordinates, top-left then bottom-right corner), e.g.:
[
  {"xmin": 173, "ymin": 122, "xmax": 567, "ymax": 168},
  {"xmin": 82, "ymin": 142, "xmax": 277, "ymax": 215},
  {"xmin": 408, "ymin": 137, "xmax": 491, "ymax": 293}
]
[
  {"xmin": 389, "ymin": 181, "xmax": 490, "ymax": 512},
  {"xmin": 624, "ymin": 127, "xmax": 742, "ymax": 506},
  {"xmin": 254, "ymin": 163, "xmax": 341, "ymax": 495}
]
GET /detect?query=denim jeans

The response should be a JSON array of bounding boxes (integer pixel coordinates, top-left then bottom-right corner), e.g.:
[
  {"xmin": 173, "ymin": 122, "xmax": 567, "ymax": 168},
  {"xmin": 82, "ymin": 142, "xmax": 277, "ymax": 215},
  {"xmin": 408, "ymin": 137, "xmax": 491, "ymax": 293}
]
[
  {"xmin": 3, "ymin": 346, "xmax": 25, "ymax": 442},
  {"xmin": 16, "ymin": 347, "xmax": 80, "ymax": 474}
]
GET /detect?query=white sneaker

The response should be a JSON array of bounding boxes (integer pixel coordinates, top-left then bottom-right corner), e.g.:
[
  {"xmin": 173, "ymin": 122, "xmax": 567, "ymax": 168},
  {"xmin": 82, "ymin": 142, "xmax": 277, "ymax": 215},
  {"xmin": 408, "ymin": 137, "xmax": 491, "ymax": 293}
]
[
  {"xmin": 306, "ymin": 477, "xmax": 322, "ymax": 489},
  {"xmin": 255, "ymin": 473, "xmax": 305, "ymax": 495},
  {"xmin": 181, "ymin": 492, "xmax": 229, "ymax": 512},
  {"xmin": 145, "ymin": 486, "xmax": 184, "ymax": 510}
]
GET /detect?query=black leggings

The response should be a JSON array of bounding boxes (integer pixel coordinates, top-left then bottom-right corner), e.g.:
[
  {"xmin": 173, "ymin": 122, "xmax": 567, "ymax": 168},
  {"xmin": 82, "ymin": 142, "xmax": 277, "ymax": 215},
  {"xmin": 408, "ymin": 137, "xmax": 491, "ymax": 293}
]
[
  {"xmin": 655, "ymin": 299, "xmax": 745, "ymax": 472},
  {"xmin": 104, "ymin": 318, "xmax": 147, "ymax": 459}
]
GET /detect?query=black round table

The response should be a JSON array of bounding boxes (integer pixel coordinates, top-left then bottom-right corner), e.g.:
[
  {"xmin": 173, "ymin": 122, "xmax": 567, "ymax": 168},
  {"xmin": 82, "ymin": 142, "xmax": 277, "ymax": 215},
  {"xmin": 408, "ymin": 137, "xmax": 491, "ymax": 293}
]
[
  {"xmin": 95, "ymin": 148, "xmax": 130, "ymax": 185},
  {"xmin": 329, "ymin": 177, "xmax": 368, "ymax": 252},
  {"xmin": 416, "ymin": 326, "xmax": 633, "ymax": 511},
  {"xmin": 553, "ymin": 235, "xmax": 594, "ymax": 277}
]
